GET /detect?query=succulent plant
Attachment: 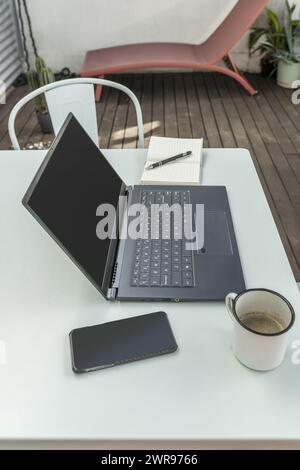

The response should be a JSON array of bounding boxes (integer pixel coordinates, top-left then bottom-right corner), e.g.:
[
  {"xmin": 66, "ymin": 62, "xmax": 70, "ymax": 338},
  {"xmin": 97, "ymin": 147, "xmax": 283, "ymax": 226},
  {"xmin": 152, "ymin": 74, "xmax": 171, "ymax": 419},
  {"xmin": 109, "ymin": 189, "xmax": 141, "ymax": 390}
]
[{"xmin": 27, "ymin": 56, "xmax": 55, "ymax": 114}]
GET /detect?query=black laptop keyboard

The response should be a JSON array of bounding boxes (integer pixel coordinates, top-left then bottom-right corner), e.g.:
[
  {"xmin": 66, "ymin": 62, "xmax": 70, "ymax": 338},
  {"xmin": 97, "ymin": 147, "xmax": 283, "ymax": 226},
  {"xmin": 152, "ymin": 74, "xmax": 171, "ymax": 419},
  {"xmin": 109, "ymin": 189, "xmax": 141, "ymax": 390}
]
[{"xmin": 131, "ymin": 190, "xmax": 194, "ymax": 288}]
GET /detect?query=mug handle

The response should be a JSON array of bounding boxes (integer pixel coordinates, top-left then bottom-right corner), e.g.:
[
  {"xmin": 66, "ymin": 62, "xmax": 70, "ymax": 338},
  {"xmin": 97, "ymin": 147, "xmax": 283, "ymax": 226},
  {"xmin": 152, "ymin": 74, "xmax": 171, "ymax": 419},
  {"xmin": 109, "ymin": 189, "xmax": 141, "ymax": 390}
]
[{"xmin": 225, "ymin": 292, "xmax": 238, "ymax": 322}]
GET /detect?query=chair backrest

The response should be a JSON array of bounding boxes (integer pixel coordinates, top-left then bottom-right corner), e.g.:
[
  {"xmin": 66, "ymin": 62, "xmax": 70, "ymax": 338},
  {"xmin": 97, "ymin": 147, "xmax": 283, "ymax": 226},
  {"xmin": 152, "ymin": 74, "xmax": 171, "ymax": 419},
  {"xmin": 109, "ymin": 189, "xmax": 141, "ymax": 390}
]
[
  {"xmin": 8, "ymin": 78, "xmax": 144, "ymax": 150},
  {"xmin": 195, "ymin": 0, "xmax": 268, "ymax": 64},
  {"xmin": 45, "ymin": 82, "xmax": 99, "ymax": 146}
]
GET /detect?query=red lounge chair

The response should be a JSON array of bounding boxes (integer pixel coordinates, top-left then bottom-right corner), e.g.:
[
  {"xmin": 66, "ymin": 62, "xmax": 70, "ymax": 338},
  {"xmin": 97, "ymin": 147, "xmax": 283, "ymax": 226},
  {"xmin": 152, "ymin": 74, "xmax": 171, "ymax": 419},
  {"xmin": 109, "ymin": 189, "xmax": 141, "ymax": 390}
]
[{"xmin": 81, "ymin": 0, "xmax": 268, "ymax": 101}]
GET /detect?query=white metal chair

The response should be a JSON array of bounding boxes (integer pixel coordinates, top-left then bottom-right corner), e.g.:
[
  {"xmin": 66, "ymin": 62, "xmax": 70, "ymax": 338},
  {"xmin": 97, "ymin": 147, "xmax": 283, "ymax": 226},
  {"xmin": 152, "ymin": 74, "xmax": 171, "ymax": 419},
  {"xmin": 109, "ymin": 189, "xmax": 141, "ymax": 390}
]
[{"xmin": 8, "ymin": 78, "xmax": 145, "ymax": 150}]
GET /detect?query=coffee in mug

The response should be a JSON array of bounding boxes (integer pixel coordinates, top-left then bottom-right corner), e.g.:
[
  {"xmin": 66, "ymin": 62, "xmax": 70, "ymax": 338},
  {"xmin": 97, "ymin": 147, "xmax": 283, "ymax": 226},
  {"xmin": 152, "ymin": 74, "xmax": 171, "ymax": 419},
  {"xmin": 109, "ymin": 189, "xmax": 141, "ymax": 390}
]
[
  {"xmin": 226, "ymin": 288, "xmax": 295, "ymax": 371},
  {"xmin": 239, "ymin": 311, "xmax": 285, "ymax": 335}
]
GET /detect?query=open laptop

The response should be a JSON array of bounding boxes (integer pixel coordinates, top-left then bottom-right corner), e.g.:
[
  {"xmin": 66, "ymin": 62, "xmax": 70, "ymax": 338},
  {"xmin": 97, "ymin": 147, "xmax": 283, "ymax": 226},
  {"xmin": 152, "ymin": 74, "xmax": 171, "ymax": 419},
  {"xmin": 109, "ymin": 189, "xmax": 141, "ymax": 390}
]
[{"xmin": 23, "ymin": 113, "xmax": 245, "ymax": 301}]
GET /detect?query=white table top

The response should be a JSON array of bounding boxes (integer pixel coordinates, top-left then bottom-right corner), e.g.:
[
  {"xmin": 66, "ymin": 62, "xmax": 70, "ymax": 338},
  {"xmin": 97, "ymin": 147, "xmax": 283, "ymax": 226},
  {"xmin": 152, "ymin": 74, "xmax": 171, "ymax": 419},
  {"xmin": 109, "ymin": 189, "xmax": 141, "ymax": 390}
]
[{"xmin": 0, "ymin": 148, "xmax": 300, "ymax": 450}]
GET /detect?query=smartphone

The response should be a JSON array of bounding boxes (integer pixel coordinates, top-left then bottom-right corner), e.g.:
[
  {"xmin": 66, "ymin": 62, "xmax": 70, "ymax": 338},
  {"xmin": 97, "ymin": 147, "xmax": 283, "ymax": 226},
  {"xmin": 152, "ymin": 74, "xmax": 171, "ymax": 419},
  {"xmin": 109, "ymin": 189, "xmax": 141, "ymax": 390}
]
[{"xmin": 69, "ymin": 311, "xmax": 178, "ymax": 373}]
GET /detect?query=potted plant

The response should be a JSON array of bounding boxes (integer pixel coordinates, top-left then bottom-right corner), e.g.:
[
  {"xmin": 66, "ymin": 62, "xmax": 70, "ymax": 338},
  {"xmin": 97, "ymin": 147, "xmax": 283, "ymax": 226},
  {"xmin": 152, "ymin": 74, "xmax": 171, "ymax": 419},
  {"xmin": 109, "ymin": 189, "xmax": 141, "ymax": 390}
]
[
  {"xmin": 27, "ymin": 56, "xmax": 55, "ymax": 133},
  {"xmin": 249, "ymin": 6, "xmax": 283, "ymax": 77},
  {"xmin": 249, "ymin": 0, "xmax": 300, "ymax": 88}
]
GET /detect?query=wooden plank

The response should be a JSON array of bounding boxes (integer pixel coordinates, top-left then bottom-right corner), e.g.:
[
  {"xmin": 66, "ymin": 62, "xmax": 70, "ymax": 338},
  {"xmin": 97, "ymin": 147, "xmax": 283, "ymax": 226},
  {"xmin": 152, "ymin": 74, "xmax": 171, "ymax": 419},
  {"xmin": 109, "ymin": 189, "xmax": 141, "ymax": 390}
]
[
  {"xmin": 17, "ymin": 110, "xmax": 40, "ymax": 149},
  {"xmin": 242, "ymin": 77, "xmax": 300, "ymax": 195},
  {"xmin": 253, "ymin": 75, "xmax": 300, "ymax": 184},
  {"xmin": 96, "ymin": 80, "xmax": 110, "ymax": 138},
  {"xmin": 140, "ymin": 74, "xmax": 153, "ymax": 147},
  {"xmin": 281, "ymin": 85, "xmax": 299, "ymax": 99},
  {"xmin": 163, "ymin": 74, "xmax": 178, "ymax": 138},
  {"xmin": 271, "ymin": 79, "xmax": 300, "ymax": 125},
  {"xmin": 173, "ymin": 73, "xmax": 192, "ymax": 139},
  {"xmin": 266, "ymin": 143, "xmax": 300, "ymax": 217},
  {"xmin": 284, "ymin": 153, "xmax": 300, "ymax": 184},
  {"xmin": 250, "ymin": 75, "xmax": 296, "ymax": 153},
  {"xmin": 184, "ymin": 73, "xmax": 206, "ymax": 143},
  {"xmin": 193, "ymin": 73, "xmax": 221, "ymax": 148},
  {"xmin": 123, "ymin": 74, "xmax": 143, "ymax": 148},
  {"xmin": 215, "ymin": 75, "xmax": 300, "ymax": 278},
  {"xmin": 204, "ymin": 73, "xmax": 236, "ymax": 148},
  {"xmin": 109, "ymin": 74, "xmax": 133, "ymax": 149},
  {"xmin": 99, "ymin": 74, "xmax": 123, "ymax": 149},
  {"xmin": 1, "ymin": 73, "xmax": 300, "ymax": 279},
  {"xmin": 214, "ymin": 74, "xmax": 251, "ymax": 150},
  {"xmin": 151, "ymin": 73, "xmax": 164, "ymax": 138},
  {"xmin": 240, "ymin": 79, "xmax": 300, "ymax": 225},
  {"xmin": 256, "ymin": 79, "xmax": 300, "ymax": 181},
  {"xmin": 0, "ymin": 86, "xmax": 29, "ymax": 146},
  {"xmin": 241, "ymin": 93, "xmax": 277, "ymax": 145},
  {"xmin": 226, "ymin": 78, "xmax": 300, "ymax": 274},
  {"xmin": 254, "ymin": 75, "xmax": 300, "ymax": 154},
  {"xmin": 0, "ymin": 101, "xmax": 35, "ymax": 150},
  {"xmin": 0, "ymin": 85, "xmax": 27, "ymax": 127}
]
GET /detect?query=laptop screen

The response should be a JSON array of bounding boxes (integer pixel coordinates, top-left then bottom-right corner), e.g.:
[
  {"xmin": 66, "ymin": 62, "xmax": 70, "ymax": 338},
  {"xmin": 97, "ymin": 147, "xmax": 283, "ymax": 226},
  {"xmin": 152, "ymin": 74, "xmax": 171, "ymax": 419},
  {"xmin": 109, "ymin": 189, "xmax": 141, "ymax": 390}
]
[{"xmin": 23, "ymin": 114, "xmax": 123, "ymax": 295}]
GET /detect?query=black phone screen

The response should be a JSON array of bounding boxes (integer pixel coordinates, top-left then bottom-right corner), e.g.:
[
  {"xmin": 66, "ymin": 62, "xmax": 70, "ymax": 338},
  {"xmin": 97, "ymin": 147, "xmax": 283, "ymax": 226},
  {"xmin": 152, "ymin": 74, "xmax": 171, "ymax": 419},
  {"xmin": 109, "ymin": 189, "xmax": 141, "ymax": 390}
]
[{"xmin": 69, "ymin": 312, "xmax": 177, "ymax": 372}]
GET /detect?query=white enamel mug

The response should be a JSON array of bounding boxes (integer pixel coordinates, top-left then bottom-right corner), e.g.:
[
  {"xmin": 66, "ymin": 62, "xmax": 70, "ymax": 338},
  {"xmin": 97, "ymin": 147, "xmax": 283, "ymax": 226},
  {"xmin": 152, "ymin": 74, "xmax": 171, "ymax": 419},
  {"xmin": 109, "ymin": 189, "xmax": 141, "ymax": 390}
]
[{"xmin": 226, "ymin": 289, "xmax": 295, "ymax": 371}]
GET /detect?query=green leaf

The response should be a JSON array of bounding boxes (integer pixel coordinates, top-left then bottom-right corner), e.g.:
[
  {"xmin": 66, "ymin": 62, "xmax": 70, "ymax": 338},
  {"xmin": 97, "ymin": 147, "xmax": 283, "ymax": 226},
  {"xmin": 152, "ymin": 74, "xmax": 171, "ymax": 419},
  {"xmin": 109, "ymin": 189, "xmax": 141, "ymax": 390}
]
[
  {"xmin": 284, "ymin": 0, "xmax": 293, "ymax": 53},
  {"xmin": 266, "ymin": 7, "xmax": 281, "ymax": 34},
  {"xmin": 250, "ymin": 2, "xmax": 300, "ymax": 63},
  {"xmin": 293, "ymin": 19, "xmax": 300, "ymax": 57},
  {"xmin": 249, "ymin": 28, "xmax": 267, "ymax": 51}
]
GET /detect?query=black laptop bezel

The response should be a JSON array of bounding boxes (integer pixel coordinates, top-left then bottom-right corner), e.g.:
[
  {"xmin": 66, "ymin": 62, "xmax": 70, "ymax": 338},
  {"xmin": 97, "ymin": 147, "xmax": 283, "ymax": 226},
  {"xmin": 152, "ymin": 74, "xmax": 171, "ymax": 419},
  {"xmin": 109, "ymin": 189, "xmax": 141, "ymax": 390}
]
[{"xmin": 22, "ymin": 113, "xmax": 127, "ymax": 299}]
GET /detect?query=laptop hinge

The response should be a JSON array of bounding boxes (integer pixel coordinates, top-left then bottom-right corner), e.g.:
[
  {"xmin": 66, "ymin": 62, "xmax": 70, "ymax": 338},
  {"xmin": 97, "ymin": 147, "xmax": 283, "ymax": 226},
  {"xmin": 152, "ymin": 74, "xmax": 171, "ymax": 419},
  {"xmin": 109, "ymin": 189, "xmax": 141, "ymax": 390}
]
[
  {"xmin": 106, "ymin": 187, "xmax": 133, "ymax": 300},
  {"xmin": 107, "ymin": 258, "xmax": 119, "ymax": 300},
  {"xmin": 107, "ymin": 287, "xmax": 117, "ymax": 300}
]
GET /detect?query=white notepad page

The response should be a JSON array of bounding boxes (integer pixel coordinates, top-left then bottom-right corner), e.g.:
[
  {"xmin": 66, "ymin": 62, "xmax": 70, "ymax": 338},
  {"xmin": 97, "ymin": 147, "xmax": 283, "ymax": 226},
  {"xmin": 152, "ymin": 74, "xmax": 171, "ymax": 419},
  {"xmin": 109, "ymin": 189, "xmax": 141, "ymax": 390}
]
[{"xmin": 140, "ymin": 137, "xmax": 203, "ymax": 185}]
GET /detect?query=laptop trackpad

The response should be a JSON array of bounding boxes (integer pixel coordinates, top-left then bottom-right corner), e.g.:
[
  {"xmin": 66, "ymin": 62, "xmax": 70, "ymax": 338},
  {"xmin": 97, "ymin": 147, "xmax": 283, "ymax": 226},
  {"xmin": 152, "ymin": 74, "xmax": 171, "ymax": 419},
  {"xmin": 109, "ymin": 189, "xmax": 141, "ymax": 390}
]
[{"xmin": 199, "ymin": 211, "xmax": 233, "ymax": 256}]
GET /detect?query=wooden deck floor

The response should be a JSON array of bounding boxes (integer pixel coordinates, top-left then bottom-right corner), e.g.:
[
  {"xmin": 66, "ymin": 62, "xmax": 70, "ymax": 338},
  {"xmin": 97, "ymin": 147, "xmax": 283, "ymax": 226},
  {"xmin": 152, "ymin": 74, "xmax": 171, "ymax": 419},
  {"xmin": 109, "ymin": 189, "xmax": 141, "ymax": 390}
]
[{"xmin": 1, "ymin": 72, "xmax": 300, "ymax": 281}]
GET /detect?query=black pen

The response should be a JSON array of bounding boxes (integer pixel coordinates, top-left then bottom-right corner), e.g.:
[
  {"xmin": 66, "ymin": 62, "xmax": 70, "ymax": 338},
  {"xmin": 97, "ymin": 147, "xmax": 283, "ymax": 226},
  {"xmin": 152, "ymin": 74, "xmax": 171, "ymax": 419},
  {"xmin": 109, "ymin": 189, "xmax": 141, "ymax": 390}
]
[{"xmin": 146, "ymin": 151, "xmax": 192, "ymax": 170}]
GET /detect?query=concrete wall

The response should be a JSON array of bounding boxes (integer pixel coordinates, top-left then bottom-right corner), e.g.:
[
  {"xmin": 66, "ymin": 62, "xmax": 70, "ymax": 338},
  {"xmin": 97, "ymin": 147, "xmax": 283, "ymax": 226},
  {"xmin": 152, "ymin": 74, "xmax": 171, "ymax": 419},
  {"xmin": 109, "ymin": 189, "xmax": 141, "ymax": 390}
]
[{"xmin": 21, "ymin": 0, "xmax": 300, "ymax": 73}]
